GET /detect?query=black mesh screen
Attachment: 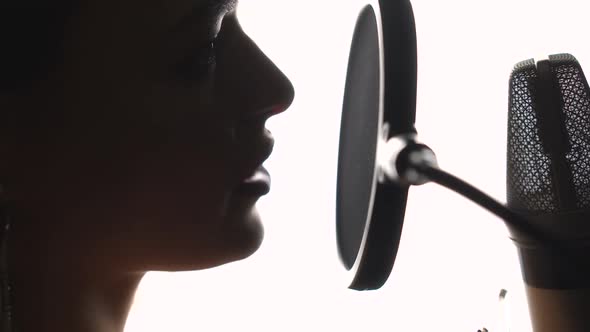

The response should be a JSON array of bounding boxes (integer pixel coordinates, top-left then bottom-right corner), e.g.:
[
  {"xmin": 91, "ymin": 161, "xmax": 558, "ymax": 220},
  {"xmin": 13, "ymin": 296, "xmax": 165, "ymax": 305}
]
[
  {"xmin": 336, "ymin": 5, "xmax": 380, "ymax": 270},
  {"xmin": 507, "ymin": 54, "xmax": 590, "ymax": 213},
  {"xmin": 554, "ymin": 58, "xmax": 590, "ymax": 209},
  {"xmin": 507, "ymin": 59, "xmax": 558, "ymax": 212}
]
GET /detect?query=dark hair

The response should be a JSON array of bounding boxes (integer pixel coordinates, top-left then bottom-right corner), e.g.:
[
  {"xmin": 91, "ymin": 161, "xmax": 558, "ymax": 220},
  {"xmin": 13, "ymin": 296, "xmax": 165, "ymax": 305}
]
[{"xmin": 0, "ymin": 5, "xmax": 74, "ymax": 91}]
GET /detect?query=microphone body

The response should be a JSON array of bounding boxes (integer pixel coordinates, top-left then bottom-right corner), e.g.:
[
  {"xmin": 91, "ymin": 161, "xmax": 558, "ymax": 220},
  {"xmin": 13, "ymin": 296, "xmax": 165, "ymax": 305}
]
[{"xmin": 507, "ymin": 54, "xmax": 590, "ymax": 331}]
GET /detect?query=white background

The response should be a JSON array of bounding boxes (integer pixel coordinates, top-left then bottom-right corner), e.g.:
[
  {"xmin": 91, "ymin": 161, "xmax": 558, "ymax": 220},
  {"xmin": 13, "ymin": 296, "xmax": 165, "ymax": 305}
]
[{"xmin": 125, "ymin": 1, "xmax": 590, "ymax": 331}]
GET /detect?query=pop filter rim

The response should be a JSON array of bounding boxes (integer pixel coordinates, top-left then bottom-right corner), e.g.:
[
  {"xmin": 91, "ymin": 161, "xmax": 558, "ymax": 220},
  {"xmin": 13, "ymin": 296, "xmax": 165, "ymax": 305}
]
[{"xmin": 336, "ymin": 0, "xmax": 417, "ymax": 290}]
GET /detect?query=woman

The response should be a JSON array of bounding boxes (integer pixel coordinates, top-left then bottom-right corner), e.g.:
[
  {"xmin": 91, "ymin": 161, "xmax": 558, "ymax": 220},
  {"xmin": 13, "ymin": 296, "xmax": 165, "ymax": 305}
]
[{"xmin": 0, "ymin": 0, "xmax": 294, "ymax": 331}]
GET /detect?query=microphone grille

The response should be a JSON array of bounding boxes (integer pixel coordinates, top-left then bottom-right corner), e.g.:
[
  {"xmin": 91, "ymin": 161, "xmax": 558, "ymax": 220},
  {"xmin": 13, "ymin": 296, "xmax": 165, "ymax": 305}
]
[
  {"xmin": 507, "ymin": 54, "xmax": 590, "ymax": 213},
  {"xmin": 508, "ymin": 59, "xmax": 557, "ymax": 212}
]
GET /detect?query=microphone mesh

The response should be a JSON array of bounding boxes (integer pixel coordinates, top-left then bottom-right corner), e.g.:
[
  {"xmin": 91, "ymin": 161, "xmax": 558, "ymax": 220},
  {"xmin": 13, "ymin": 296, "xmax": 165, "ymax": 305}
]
[
  {"xmin": 507, "ymin": 54, "xmax": 590, "ymax": 213},
  {"xmin": 556, "ymin": 60, "xmax": 590, "ymax": 208},
  {"xmin": 508, "ymin": 60, "xmax": 557, "ymax": 212}
]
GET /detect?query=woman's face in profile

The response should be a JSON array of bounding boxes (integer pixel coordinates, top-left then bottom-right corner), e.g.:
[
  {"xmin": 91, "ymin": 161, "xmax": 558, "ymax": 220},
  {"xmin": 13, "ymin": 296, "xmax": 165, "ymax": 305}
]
[{"xmin": 3, "ymin": 0, "xmax": 294, "ymax": 273}]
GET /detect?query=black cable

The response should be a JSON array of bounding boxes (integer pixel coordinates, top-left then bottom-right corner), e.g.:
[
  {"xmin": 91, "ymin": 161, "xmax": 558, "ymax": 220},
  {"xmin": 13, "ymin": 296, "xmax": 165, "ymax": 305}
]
[{"xmin": 415, "ymin": 164, "xmax": 565, "ymax": 249}]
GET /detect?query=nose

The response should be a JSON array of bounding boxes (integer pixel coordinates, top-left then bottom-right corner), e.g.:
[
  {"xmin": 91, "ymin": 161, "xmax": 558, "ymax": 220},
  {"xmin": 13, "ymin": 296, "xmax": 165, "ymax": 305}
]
[{"xmin": 215, "ymin": 16, "xmax": 295, "ymax": 121}]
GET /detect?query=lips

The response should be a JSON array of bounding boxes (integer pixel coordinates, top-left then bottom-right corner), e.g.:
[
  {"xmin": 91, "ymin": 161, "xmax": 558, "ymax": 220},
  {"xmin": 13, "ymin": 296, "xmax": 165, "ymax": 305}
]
[
  {"xmin": 236, "ymin": 166, "xmax": 271, "ymax": 196},
  {"xmin": 233, "ymin": 121, "xmax": 275, "ymax": 196},
  {"xmin": 231, "ymin": 104, "xmax": 289, "ymax": 196}
]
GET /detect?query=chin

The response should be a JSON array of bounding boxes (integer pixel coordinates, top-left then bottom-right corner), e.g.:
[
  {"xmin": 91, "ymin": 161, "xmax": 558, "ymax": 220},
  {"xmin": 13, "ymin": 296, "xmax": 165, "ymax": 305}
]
[
  {"xmin": 133, "ymin": 194, "xmax": 266, "ymax": 272},
  {"xmin": 224, "ymin": 203, "xmax": 265, "ymax": 261},
  {"xmin": 142, "ymin": 224, "xmax": 264, "ymax": 272}
]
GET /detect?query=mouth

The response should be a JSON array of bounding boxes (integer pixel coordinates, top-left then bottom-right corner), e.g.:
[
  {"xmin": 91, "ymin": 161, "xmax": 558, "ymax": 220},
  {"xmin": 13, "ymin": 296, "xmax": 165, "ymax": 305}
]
[
  {"xmin": 233, "ymin": 109, "xmax": 279, "ymax": 197},
  {"xmin": 235, "ymin": 166, "xmax": 271, "ymax": 196}
]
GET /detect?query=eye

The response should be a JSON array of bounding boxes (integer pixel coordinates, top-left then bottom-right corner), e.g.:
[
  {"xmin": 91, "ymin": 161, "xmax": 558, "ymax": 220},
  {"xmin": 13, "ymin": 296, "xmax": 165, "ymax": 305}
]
[{"xmin": 173, "ymin": 38, "xmax": 218, "ymax": 83}]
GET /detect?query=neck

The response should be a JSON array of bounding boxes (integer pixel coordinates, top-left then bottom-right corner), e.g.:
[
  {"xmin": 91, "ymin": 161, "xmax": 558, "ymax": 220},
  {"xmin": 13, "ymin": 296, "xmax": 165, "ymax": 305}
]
[
  {"xmin": 5, "ymin": 209, "xmax": 145, "ymax": 332},
  {"xmin": 12, "ymin": 269, "xmax": 143, "ymax": 332}
]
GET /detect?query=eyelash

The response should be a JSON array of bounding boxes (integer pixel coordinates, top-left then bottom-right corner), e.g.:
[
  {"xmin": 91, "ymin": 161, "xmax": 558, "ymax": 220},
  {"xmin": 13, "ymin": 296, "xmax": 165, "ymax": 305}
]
[{"xmin": 174, "ymin": 37, "xmax": 218, "ymax": 83}]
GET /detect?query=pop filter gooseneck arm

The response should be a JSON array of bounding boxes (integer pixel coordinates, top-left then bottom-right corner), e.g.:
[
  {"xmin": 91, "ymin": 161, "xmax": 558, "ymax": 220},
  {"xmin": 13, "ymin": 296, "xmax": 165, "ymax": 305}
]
[{"xmin": 380, "ymin": 138, "xmax": 563, "ymax": 249}]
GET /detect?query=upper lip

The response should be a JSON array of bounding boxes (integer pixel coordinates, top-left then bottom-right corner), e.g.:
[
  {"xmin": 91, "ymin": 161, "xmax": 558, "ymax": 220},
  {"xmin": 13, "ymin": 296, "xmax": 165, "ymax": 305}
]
[{"xmin": 240, "ymin": 106, "xmax": 277, "ymax": 123}]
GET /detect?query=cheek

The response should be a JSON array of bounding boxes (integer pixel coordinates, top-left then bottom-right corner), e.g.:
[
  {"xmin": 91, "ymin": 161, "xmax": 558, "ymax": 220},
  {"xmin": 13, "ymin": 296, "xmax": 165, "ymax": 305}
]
[
  {"xmin": 28, "ymin": 89, "xmax": 237, "ymax": 230},
  {"xmin": 90, "ymin": 79, "xmax": 235, "ymax": 206},
  {"xmin": 127, "ymin": 95, "xmax": 237, "ymax": 221}
]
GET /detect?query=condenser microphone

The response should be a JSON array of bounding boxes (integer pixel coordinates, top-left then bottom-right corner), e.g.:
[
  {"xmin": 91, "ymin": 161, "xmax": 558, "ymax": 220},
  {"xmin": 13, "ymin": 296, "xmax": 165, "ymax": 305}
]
[{"xmin": 507, "ymin": 53, "xmax": 590, "ymax": 332}]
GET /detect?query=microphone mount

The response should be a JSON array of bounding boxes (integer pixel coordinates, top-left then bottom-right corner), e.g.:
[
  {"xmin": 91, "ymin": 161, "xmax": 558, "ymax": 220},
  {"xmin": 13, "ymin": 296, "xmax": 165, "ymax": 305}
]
[
  {"xmin": 377, "ymin": 124, "xmax": 438, "ymax": 186},
  {"xmin": 376, "ymin": 127, "xmax": 564, "ymax": 249}
]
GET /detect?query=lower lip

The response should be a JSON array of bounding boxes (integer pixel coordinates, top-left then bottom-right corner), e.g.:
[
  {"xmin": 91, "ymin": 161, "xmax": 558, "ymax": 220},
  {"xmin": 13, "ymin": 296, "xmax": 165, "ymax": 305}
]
[{"xmin": 236, "ymin": 167, "xmax": 271, "ymax": 196}]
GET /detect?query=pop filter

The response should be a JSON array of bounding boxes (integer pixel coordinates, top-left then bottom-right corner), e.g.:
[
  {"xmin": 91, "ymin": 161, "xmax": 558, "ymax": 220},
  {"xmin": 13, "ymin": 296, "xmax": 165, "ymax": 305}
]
[{"xmin": 336, "ymin": 0, "xmax": 417, "ymax": 291}]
